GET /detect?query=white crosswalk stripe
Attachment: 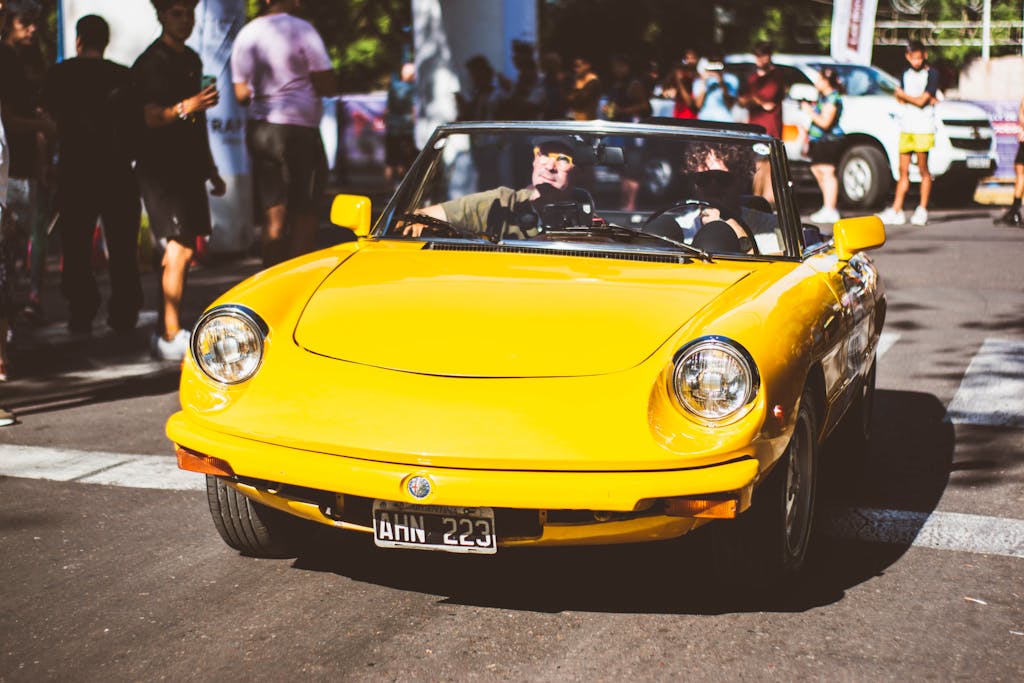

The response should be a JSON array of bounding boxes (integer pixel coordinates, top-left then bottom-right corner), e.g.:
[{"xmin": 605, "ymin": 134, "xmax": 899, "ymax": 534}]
[
  {"xmin": 2, "ymin": 444, "xmax": 1022, "ymax": 559},
  {"xmin": 946, "ymin": 339, "xmax": 1024, "ymax": 428}
]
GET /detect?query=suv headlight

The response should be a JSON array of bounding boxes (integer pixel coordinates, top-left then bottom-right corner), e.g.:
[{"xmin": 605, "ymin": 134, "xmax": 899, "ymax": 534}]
[
  {"xmin": 671, "ymin": 337, "xmax": 759, "ymax": 421},
  {"xmin": 191, "ymin": 305, "xmax": 268, "ymax": 385}
]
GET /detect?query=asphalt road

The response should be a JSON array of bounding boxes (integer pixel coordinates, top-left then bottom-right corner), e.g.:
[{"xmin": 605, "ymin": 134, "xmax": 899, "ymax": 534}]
[{"xmin": 1, "ymin": 204, "xmax": 1022, "ymax": 681}]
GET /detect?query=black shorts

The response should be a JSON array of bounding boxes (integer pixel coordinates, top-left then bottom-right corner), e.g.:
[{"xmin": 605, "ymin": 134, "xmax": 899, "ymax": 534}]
[
  {"xmin": 247, "ymin": 120, "xmax": 327, "ymax": 213},
  {"xmin": 137, "ymin": 167, "xmax": 211, "ymax": 246},
  {"xmin": 808, "ymin": 138, "xmax": 843, "ymax": 166},
  {"xmin": 385, "ymin": 133, "xmax": 417, "ymax": 168},
  {"xmin": 1015, "ymin": 141, "xmax": 1024, "ymax": 165}
]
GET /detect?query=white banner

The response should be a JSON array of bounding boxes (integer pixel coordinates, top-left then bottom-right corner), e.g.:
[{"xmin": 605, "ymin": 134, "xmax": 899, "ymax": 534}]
[{"xmin": 831, "ymin": 0, "xmax": 879, "ymax": 65}]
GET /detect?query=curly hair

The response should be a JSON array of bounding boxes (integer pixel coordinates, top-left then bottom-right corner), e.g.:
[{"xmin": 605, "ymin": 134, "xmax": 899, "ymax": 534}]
[{"xmin": 682, "ymin": 142, "xmax": 755, "ymax": 180}]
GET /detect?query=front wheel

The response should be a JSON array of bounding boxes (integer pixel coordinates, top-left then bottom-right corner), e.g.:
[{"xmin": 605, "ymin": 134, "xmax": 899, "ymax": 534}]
[
  {"xmin": 206, "ymin": 476, "xmax": 314, "ymax": 558},
  {"xmin": 712, "ymin": 386, "xmax": 820, "ymax": 583},
  {"xmin": 838, "ymin": 145, "xmax": 891, "ymax": 209}
]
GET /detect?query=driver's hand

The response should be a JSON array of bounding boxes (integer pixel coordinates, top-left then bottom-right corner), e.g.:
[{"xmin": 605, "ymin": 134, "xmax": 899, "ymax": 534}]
[
  {"xmin": 700, "ymin": 207, "xmax": 722, "ymax": 223},
  {"xmin": 401, "ymin": 221, "xmax": 425, "ymax": 237}
]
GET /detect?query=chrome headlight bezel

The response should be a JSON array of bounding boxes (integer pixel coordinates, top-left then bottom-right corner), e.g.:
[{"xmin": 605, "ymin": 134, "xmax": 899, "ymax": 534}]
[
  {"xmin": 670, "ymin": 336, "xmax": 760, "ymax": 423},
  {"xmin": 190, "ymin": 305, "xmax": 269, "ymax": 385}
]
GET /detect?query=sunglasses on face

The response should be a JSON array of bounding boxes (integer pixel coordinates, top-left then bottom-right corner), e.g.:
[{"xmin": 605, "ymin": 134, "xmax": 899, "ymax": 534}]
[
  {"xmin": 694, "ymin": 170, "xmax": 735, "ymax": 187},
  {"xmin": 534, "ymin": 147, "xmax": 574, "ymax": 170}
]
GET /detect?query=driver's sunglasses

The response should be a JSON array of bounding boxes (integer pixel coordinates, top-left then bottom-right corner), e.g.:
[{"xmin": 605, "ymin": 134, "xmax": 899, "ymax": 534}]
[
  {"xmin": 534, "ymin": 147, "xmax": 574, "ymax": 171},
  {"xmin": 694, "ymin": 169, "xmax": 735, "ymax": 187}
]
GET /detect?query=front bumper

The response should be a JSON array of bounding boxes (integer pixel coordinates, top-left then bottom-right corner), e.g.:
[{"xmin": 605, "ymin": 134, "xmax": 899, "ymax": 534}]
[{"xmin": 168, "ymin": 412, "xmax": 761, "ymax": 546}]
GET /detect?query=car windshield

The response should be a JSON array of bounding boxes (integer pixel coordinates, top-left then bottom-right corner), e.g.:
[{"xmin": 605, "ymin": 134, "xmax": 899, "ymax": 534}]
[
  {"xmin": 810, "ymin": 63, "xmax": 898, "ymax": 96},
  {"xmin": 377, "ymin": 126, "xmax": 792, "ymax": 258}
]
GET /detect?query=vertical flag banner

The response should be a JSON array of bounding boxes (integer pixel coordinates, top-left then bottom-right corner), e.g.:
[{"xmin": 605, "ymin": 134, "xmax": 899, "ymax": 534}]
[
  {"xmin": 831, "ymin": 0, "xmax": 879, "ymax": 65},
  {"xmin": 188, "ymin": 0, "xmax": 253, "ymax": 253}
]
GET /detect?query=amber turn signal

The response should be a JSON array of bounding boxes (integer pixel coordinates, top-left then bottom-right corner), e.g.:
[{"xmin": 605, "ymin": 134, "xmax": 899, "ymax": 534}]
[
  {"xmin": 663, "ymin": 496, "xmax": 738, "ymax": 519},
  {"xmin": 176, "ymin": 447, "xmax": 235, "ymax": 477}
]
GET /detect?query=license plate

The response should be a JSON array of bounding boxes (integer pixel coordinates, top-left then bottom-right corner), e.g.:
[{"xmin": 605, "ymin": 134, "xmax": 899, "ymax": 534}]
[
  {"xmin": 966, "ymin": 156, "xmax": 990, "ymax": 169},
  {"xmin": 372, "ymin": 500, "xmax": 497, "ymax": 554}
]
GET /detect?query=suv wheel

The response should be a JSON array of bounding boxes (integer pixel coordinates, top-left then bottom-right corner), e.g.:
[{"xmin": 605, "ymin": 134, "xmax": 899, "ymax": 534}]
[{"xmin": 838, "ymin": 145, "xmax": 890, "ymax": 209}]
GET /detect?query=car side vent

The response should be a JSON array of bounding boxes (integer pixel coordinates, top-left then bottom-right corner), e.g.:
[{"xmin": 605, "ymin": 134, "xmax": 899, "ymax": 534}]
[{"xmin": 425, "ymin": 242, "xmax": 689, "ymax": 264}]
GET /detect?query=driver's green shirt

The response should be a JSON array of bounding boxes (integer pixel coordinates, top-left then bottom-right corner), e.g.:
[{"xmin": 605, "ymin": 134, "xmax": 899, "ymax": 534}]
[{"xmin": 442, "ymin": 186, "xmax": 536, "ymax": 237}]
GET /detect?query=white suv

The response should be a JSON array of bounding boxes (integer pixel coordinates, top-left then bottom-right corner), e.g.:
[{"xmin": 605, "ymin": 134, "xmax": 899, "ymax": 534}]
[{"xmin": 724, "ymin": 54, "xmax": 997, "ymax": 208}]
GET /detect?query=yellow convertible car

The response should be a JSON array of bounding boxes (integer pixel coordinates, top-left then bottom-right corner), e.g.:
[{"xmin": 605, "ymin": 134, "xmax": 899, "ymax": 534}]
[{"xmin": 169, "ymin": 120, "xmax": 885, "ymax": 582}]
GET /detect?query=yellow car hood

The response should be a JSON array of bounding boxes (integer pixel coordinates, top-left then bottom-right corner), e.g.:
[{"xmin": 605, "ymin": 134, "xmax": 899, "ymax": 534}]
[{"xmin": 294, "ymin": 247, "xmax": 754, "ymax": 377}]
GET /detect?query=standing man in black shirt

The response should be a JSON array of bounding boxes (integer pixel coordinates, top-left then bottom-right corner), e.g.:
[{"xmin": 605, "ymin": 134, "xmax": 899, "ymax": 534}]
[
  {"xmin": 42, "ymin": 14, "xmax": 142, "ymax": 334},
  {"xmin": 132, "ymin": 0, "xmax": 224, "ymax": 361}
]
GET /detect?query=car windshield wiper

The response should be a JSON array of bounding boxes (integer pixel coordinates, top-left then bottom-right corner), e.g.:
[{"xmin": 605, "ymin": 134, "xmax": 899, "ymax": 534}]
[
  {"xmin": 393, "ymin": 212, "xmax": 494, "ymax": 243},
  {"xmin": 597, "ymin": 222, "xmax": 712, "ymax": 262}
]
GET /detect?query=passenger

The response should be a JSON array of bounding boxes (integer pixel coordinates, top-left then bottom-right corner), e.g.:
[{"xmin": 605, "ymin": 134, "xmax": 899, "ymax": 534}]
[{"xmin": 683, "ymin": 142, "xmax": 781, "ymax": 254}]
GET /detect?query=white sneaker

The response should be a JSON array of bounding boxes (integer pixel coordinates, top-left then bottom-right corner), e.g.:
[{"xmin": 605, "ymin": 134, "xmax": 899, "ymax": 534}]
[
  {"xmin": 809, "ymin": 207, "xmax": 840, "ymax": 224},
  {"xmin": 876, "ymin": 207, "xmax": 906, "ymax": 225},
  {"xmin": 910, "ymin": 206, "xmax": 928, "ymax": 226},
  {"xmin": 152, "ymin": 329, "xmax": 191, "ymax": 361}
]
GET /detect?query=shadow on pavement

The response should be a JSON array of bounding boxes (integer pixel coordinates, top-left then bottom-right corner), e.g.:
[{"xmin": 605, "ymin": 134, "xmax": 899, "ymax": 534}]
[{"xmin": 277, "ymin": 389, "xmax": 954, "ymax": 615}]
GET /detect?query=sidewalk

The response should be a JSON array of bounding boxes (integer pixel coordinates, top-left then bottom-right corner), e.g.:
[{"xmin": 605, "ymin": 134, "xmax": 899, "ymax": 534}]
[{"xmin": 1, "ymin": 169, "xmax": 395, "ymax": 412}]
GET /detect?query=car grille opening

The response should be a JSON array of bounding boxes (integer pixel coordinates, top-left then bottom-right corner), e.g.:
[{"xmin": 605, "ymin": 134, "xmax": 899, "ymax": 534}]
[{"xmin": 948, "ymin": 138, "xmax": 991, "ymax": 151}]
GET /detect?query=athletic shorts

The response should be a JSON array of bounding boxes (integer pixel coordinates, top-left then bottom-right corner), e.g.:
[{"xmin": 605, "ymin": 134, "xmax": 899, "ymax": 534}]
[
  {"xmin": 247, "ymin": 120, "xmax": 327, "ymax": 214},
  {"xmin": 137, "ymin": 167, "xmax": 212, "ymax": 246},
  {"xmin": 808, "ymin": 138, "xmax": 843, "ymax": 166},
  {"xmin": 385, "ymin": 133, "xmax": 417, "ymax": 168},
  {"xmin": 899, "ymin": 133, "xmax": 935, "ymax": 154},
  {"xmin": 1015, "ymin": 141, "xmax": 1024, "ymax": 165}
]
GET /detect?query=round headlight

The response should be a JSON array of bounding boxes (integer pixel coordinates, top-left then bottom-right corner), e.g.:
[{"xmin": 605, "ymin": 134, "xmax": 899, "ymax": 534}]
[
  {"xmin": 191, "ymin": 306, "xmax": 267, "ymax": 385},
  {"xmin": 671, "ymin": 337, "xmax": 758, "ymax": 421}
]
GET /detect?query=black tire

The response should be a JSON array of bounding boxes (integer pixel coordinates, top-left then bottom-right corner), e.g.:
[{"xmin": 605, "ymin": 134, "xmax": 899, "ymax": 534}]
[
  {"xmin": 838, "ymin": 145, "xmax": 891, "ymax": 210},
  {"xmin": 206, "ymin": 475, "xmax": 314, "ymax": 558},
  {"xmin": 711, "ymin": 386, "xmax": 820, "ymax": 583},
  {"xmin": 833, "ymin": 356, "xmax": 876, "ymax": 457}
]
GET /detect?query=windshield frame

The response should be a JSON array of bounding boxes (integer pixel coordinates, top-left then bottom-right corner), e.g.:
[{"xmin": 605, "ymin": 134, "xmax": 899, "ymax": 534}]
[{"xmin": 371, "ymin": 120, "xmax": 805, "ymax": 261}]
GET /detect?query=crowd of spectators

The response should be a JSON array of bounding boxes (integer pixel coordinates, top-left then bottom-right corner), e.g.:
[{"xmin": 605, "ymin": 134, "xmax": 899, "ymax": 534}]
[{"xmin": 454, "ymin": 41, "xmax": 788, "ymax": 133}]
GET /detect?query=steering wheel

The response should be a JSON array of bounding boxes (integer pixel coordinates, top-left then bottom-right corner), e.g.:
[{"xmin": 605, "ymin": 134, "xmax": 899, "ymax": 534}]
[{"xmin": 641, "ymin": 199, "xmax": 759, "ymax": 254}]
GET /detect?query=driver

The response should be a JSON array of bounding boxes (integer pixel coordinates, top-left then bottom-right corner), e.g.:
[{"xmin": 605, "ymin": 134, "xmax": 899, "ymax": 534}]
[{"xmin": 401, "ymin": 136, "xmax": 584, "ymax": 238}]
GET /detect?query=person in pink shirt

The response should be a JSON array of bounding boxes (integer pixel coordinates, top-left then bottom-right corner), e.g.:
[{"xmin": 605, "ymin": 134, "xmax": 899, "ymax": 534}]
[{"xmin": 231, "ymin": 0, "xmax": 338, "ymax": 266}]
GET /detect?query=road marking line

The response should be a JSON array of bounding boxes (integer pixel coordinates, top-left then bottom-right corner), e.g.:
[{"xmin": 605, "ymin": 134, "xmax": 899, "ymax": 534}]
[
  {"xmin": 2, "ymin": 446, "xmax": 1022, "ymax": 558},
  {"xmin": 0, "ymin": 445, "xmax": 201, "ymax": 491},
  {"xmin": 877, "ymin": 332, "xmax": 899, "ymax": 358},
  {"xmin": 820, "ymin": 507, "xmax": 1024, "ymax": 560},
  {"xmin": 65, "ymin": 360, "xmax": 172, "ymax": 382},
  {"xmin": 946, "ymin": 339, "xmax": 1024, "ymax": 427}
]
